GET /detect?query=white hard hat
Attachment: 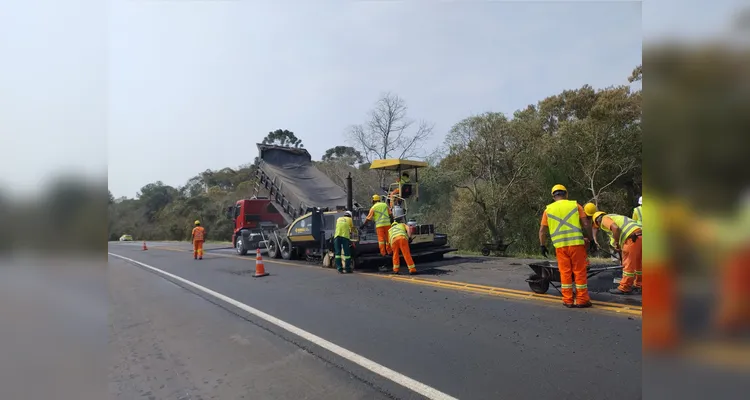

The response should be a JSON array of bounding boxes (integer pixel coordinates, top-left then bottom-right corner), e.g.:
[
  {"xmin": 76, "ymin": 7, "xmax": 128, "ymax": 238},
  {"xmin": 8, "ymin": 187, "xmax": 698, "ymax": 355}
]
[
  {"xmin": 638, "ymin": 196, "xmax": 642, "ymax": 205},
  {"xmin": 344, "ymin": 211, "xmax": 352, "ymax": 217}
]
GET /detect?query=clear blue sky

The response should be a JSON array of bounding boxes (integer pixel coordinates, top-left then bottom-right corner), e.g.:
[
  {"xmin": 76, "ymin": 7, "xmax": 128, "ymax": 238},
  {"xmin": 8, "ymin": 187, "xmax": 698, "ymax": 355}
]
[{"xmin": 0, "ymin": 0, "xmax": 744, "ymax": 198}]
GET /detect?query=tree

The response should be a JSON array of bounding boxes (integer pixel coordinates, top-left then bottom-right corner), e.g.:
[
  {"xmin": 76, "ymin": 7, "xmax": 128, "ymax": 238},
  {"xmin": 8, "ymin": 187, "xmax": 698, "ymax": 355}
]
[
  {"xmin": 322, "ymin": 146, "xmax": 365, "ymax": 166},
  {"xmin": 261, "ymin": 129, "xmax": 303, "ymax": 148},
  {"xmin": 108, "ymin": 190, "xmax": 114, "ymax": 205},
  {"xmin": 348, "ymin": 92, "xmax": 433, "ymax": 163},
  {"xmin": 443, "ymin": 112, "xmax": 538, "ymax": 245}
]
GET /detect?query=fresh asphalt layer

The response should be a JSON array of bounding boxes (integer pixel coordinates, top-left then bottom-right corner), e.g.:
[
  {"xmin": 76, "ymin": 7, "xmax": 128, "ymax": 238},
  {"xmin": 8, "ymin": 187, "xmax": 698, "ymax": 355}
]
[{"xmin": 109, "ymin": 242, "xmax": 641, "ymax": 400}]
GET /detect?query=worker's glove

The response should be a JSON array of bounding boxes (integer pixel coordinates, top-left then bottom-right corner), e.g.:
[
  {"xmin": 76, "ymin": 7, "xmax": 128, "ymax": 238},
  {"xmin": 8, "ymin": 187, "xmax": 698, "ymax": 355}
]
[{"xmin": 540, "ymin": 245, "xmax": 548, "ymax": 258}]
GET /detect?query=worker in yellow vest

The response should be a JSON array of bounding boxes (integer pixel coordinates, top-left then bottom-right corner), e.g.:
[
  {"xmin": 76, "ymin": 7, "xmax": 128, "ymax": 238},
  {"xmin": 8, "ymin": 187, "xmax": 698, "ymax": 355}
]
[
  {"xmin": 633, "ymin": 196, "xmax": 643, "ymax": 223},
  {"xmin": 361, "ymin": 195, "xmax": 393, "ymax": 256},
  {"xmin": 388, "ymin": 216, "xmax": 416, "ymax": 275},
  {"xmin": 539, "ymin": 185, "xmax": 596, "ymax": 308},
  {"xmin": 334, "ymin": 211, "xmax": 356, "ymax": 274},
  {"xmin": 591, "ymin": 211, "xmax": 642, "ymax": 294}
]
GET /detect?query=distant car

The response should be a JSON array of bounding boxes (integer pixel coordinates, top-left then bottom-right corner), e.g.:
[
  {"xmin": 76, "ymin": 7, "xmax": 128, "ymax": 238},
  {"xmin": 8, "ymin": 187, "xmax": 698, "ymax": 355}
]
[{"xmin": 119, "ymin": 234, "xmax": 133, "ymax": 241}]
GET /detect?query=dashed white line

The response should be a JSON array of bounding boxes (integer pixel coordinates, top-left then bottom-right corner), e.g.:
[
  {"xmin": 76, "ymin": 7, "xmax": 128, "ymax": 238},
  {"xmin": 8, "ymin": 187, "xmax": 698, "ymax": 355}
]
[{"xmin": 108, "ymin": 252, "xmax": 459, "ymax": 400}]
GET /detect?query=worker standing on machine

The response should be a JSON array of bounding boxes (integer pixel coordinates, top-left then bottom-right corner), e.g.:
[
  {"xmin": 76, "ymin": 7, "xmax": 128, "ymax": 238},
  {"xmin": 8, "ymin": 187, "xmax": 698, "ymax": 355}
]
[
  {"xmin": 192, "ymin": 220, "xmax": 206, "ymax": 260},
  {"xmin": 389, "ymin": 172, "xmax": 410, "ymax": 206},
  {"xmin": 389, "ymin": 216, "xmax": 416, "ymax": 275},
  {"xmin": 590, "ymin": 211, "xmax": 643, "ymax": 294},
  {"xmin": 334, "ymin": 211, "xmax": 355, "ymax": 274},
  {"xmin": 633, "ymin": 196, "xmax": 643, "ymax": 223},
  {"xmin": 361, "ymin": 195, "xmax": 393, "ymax": 256},
  {"xmin": 539, "ymin": 185, "xmax": 596, "ymax": 308}
]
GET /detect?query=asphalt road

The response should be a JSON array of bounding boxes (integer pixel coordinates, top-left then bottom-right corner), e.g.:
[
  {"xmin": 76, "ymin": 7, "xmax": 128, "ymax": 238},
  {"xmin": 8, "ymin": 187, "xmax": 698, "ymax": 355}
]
[{"xmin": 109, "ymin": 242, "xmax": 642, "ymax": 400}]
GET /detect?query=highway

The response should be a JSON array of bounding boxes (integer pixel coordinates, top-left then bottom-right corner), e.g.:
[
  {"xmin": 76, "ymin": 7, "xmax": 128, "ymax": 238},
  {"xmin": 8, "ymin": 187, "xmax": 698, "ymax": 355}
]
[{"xmin": 109, "ymin": 242, "xmax": 642, "ymax": 400}]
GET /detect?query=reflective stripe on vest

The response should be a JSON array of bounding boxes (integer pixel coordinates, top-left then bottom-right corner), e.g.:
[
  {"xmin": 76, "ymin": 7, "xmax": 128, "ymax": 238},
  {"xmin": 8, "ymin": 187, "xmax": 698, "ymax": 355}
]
[
  {"xmin": 545, "ymin": 200, "xmax": 585, "ymax": 248},
  {"xmin": 388, "ymin": 223, "xmax": 408, "ymax": 243},
  {"xmin": 634, "ymin": 206, "xmax": 643, "ymax": 223},
  {"xmin": 335, "ymin": 216, "xmax": 352, "ymax": 239},
  {"xmin": 603, "ymin": 214, "xmax": 642, "ymax": 248},
  {"xmin": 372, "ymin": 202, "xmax": 391, "ymax": 227}
]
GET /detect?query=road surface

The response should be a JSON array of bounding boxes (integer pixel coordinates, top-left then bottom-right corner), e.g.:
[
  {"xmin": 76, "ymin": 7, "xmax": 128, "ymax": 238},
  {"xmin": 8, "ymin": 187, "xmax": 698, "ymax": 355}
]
[{"xmin": 109, "ymin": 242, "xmax": 641, "ymax": 400}]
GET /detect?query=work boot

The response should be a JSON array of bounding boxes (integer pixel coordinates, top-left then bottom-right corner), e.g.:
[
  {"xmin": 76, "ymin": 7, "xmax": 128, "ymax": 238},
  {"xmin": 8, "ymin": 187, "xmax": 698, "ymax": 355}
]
[
  {"xmin": 391, "ymin": 269, "xmax": 400, "ymax": 275},
  {"xmin": 563, "ymin": 303, "xmax": 575, "ymax": 308},
  {"xmin": 194, "ymin": 256, "xmax": 197, "ymax": 260},
  {"xmin": 576, "ymin": 302, "xmax": 593, "ymax": 308},
  {"xmin": 609, "ymin": 288, "xmax": 633, "ymax": 295},
  {"xmin": 408, "ymin": 268, "xmax": 417, "ymax": 275},
  {"xmin": 199, "ymin": 257, "xmax": 203, "ymax": 260},
  {"xmin": 337, "ymin": 268, "xmax": 344, "ymax": 274},
  {"xmin": 344, "ymin": 268, "xmax": 353, "ymax": 274}
]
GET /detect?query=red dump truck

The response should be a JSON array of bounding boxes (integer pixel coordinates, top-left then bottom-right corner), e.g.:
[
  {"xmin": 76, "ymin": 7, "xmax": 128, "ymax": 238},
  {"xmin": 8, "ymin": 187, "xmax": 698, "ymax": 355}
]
[{"xmin": 226, "ymin": 197, "xmax": 287, "ymax": 255}]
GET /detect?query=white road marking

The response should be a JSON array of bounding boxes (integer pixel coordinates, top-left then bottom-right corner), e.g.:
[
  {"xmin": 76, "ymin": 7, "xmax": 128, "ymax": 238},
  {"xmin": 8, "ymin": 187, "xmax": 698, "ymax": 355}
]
[{"xmin": 108, "ymin": 252, "xmax": 459, "ymax": 400}]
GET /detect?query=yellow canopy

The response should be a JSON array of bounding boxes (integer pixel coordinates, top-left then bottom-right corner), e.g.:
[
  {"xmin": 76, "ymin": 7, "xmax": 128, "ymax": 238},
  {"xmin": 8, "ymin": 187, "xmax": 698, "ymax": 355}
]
[{"xmin": 369, "ymin": 159, "xmax": 428, "ymax": 171}]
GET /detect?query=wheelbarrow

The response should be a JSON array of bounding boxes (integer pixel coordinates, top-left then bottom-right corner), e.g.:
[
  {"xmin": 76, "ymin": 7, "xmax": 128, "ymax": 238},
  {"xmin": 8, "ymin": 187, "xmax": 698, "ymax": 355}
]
[
  {"xmin": 480, "ymin": 240, "xmax": 515, "ymax": 257},
  {"xmin": 525, "ymin": 260, "xmax": 623, "ymax": 294}
]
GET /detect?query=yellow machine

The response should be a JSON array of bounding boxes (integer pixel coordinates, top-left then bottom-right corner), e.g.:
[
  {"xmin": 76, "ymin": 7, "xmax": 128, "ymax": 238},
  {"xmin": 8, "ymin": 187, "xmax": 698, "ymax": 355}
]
[
  {"xmin": 369, "ymin": 158, "xmax": 435, "ymax": 245},
  {"xmin": 369, "ymin": 158, "xmax": 428, "ymax": 218}
]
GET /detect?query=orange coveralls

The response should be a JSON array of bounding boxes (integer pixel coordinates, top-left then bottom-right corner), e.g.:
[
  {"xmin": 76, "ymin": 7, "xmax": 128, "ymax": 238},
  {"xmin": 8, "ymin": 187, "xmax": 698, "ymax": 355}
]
[
  {"xmin": 541, "ymin": 203, "xmax": 590, "ymax": 306},
  {"xmin": 366, "ymin": 203, "xmax": 393, "ymax": 256},
  {"xmin": 389, "ymin": 222, "xmax": 415, "ymax": 274},
  {"xmin": 600, "ymin": 216, "xmax": 642, "ymax": 292},
  {"xmin": 192, "ymin": 226, "xmax": 206, "ymax": 259}
]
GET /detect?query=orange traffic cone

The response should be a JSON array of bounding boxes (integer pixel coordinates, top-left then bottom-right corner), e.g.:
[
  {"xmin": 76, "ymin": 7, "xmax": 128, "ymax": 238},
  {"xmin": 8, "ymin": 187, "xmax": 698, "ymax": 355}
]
[
  {"xmin": 142, "ymin": 241, "xmax": 148, "ymax": 251},
  {"xmin": 253, "ymin": 248, "xmax": 268, "ymax": 277}
]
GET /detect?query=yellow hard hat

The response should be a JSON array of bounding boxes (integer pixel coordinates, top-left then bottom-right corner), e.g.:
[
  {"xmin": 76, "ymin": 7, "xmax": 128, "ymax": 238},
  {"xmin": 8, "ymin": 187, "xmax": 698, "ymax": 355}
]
[
  {"xmin": 584, "ymin": 202, "xmax": 598, "ymax": 216},
  {"xmin": 551, "ymin": 184, "xmax": 567, "ymax": 195},
  {"xmin": 372, "ymin": 194, "xmax": 381, "ymax": 202},
  {"xmin": 194, "ymin": 220, "xmax": 200, "ymax": 225},
  {"xmin": 592, "ymin": 211, "xmax": 606, "ymax": 227}
]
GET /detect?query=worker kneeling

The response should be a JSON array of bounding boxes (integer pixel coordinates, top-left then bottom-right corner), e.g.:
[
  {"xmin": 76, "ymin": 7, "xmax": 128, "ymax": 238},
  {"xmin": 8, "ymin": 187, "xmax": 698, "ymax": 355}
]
[
  {"xmin": 591, "ymin": 211, "xmax": 642, "ymax": 295},
  {"xmin": 540, "ymin": 185, "xmax": 596, "ymax": 308},
  {"xmin": 389, "ymin": 217, "xmax": 416, "ymax": 275},
  {"xmin": 334, "ymin": 211, "xmax": 355, "ymax": 274}
]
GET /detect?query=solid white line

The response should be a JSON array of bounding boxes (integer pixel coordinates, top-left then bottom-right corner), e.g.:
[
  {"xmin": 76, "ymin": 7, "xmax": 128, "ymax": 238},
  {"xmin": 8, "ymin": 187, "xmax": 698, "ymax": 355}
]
[{"xmin": 108, "ymin": 252, "xmax": 459, "ymax": 400}]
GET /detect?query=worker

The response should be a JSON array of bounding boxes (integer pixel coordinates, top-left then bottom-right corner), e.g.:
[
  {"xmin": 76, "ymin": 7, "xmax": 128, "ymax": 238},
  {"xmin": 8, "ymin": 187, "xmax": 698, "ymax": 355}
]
[
  {"xmin": 389, "ymin": 172, "xmax": 411, "ymax": 206},
  {"xmin": 540, "ymin": 184, "xmax": 596, "ymax": 308},
  {"xmin": 360, "ymin": 195, "xmax": 393, "ymax": 256},
  {"xmin": 389, "ymin": 216, "xmax": 416, "ymax": 275},
  {"xmin": 192, "ymin": 220, "xmax": 206, "ymax": 260},
  {"xmin": 334, "ymin": 211, "xmax": 356, "ymax": 274},
  {"xmin": 633, "ymin": 196, "xmax": 643, "ymax": 223},
  {"xmin": 591, "ymin": 211, "xmax": 642, "ymax": 294}
]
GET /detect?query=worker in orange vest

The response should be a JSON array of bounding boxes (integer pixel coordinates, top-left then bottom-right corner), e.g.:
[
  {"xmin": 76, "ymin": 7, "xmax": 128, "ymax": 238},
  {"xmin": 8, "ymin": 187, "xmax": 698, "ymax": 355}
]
[
  {"xmin": 192, "ymin": 220, "xmax": 206, "ymax": 260},
  {"xmin": 388, "ymin": 216, "xmax": 416, "ymax": 275},
  {"xmin": 361, "ymin": 195, "xmax": 393, "ymax": 256},
  {"xmin": 539, "ymin": 185, "xmax": 596, "ymax": 308}
]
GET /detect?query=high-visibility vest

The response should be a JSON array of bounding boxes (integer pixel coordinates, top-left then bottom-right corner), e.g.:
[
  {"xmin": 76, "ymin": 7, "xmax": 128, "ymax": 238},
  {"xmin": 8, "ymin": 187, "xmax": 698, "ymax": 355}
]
[
  {"xmin": 371, "ymin": 202, "xmax": 391, "ymax": 227},
  {"xmin": 633, "ymin": 206, "xmax": 643, "ymax": 223},
  {"xmin": 335, "ymin": 216, "xmax": 353, "ymax": 239},
  {"xmin": 601, "ymin": 214, "xmax": 642, "ymax": 248},
  {"xmin": 388, "ymin": 222, "xmax": 409, "ymax": 244},
  {"xmin": 545, "ymin": 200, "xmax": 585, "ymax": 249},
  {"xmin": 192, "ymin": 227, "xmax": 205, "ymax": 241}
]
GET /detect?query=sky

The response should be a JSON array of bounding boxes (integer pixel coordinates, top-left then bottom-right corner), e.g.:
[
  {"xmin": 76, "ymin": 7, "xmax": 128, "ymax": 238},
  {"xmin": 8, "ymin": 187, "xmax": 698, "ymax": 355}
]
[{"xmin": 0, "ymin": 0, "xmax": 745, "ymax": 199}]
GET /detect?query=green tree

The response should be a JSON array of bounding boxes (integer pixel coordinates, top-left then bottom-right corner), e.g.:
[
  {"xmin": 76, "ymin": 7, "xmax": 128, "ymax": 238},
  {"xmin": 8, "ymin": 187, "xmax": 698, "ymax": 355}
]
[
  {"xmin": 322, "ymin": 146, "xmax": 365, "ymax": 165},
  {"xmin": 262, "ymin": 129, "xmax": 303, "ymax": 148}
]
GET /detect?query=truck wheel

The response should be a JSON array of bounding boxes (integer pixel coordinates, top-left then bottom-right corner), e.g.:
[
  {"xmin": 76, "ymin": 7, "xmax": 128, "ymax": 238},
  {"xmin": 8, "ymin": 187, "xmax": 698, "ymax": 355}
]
[
  {"xmin": 280, "ymin": 238, "xmax": 295, "ymax": 260},
  {"xmin": 481, "ymin": 247, "xmax": 491, "ymax": 256},
  {"xmin": 267, "ymin": 240, "xmax": 281, "ymax": 259},
  {"xmin": 236, "ymin": 234, "xmax": 248, "ymax": 256}
]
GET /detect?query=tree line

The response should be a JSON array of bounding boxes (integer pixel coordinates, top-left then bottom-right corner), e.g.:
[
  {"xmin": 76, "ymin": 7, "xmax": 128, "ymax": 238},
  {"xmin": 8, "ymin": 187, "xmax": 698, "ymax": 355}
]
[{"xmin": 109, "ymin": 65, "xmax": 642, "ymax": 255}]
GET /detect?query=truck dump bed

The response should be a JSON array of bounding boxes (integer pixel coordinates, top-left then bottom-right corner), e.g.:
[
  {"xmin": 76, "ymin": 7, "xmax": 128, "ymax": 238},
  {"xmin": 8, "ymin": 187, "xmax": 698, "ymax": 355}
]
[{"xmin": 255, "ymin": 144, "xmax": 348, "ymax": 224}]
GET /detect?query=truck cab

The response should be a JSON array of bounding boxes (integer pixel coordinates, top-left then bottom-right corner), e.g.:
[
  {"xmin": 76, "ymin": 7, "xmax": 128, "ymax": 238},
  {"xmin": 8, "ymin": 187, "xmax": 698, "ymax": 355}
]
[{"xmin": 227, "ymin": 198, "xmax": 287, "ymax": 255}]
